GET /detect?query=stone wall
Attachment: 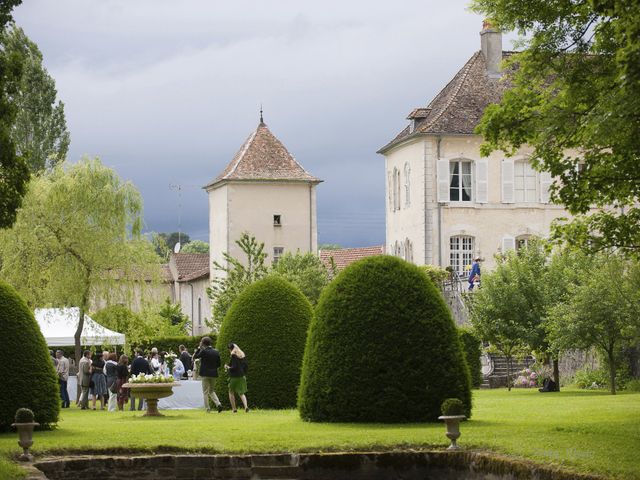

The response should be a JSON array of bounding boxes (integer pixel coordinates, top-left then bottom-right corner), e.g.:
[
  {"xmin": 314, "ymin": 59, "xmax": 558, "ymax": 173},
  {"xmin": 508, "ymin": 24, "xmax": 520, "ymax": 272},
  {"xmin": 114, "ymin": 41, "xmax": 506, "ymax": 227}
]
[{"xmin": 34, "ymin": 451, "xmax": 604, "ymax": 480}]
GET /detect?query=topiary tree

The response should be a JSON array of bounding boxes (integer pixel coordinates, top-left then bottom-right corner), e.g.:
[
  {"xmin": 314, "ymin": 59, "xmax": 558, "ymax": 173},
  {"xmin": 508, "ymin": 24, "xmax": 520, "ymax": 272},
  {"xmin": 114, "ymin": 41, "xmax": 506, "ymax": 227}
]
[
  {"xmin": 215, "ymin": 275, "xmax": 313, "ymax": 408},
  {"xmin": 0, "ymin": 281, "xmax": 59, "ymax": 431},
  {"xmin": 459, "ymin": 328, "xmax": 483, "ymax": 388},
  {"xmin": 298, "ymin": 255, "xmax": 471, "ymax": 423}
]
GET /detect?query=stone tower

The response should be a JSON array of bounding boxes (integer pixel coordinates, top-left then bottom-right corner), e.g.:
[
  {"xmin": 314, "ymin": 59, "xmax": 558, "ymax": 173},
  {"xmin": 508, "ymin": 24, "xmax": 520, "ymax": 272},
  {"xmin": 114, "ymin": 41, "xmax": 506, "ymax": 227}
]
[{"xmin": 205, "ymin": 119, "xmax": 322, "ymax": 272}]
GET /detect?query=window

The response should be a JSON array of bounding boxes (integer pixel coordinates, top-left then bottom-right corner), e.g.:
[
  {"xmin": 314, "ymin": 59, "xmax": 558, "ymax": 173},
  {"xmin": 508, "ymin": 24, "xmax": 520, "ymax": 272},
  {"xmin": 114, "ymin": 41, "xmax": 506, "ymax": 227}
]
[
  {"xmin": 514, "ymin": 161, "xmax": 538, "ymax": 202},
  {"xmin": 197, "ymin": 298, "xmax": 202, "ymax": 326},
  {"xmin": 387, "ymin": 171, "xmax": 393, "ymax": 212},
  {"xmin": 516, "ymin": 234, "xmax": 537, "ymax": 252},
  {"xmin": 273, "ymin": 214, "xmax": 281, "ymax": 226},
  {"xmin": 392, "ymin": 167, "xmax": 401, "ymax": 211},
  {"xmin": 273, "ymin": 247, "xmax": 284, "ymax": 265},
  {"xmin": 449, "ymin": 160, "xmax": 473, "ymax": 202},
  {"xmin": 404, "ymin": 163, "xmax": 411, "ymax": 207},
  {"xmin": 404, "ymin": 238, "xmax": 413, "ymax": 263},
  {"xmin": 449, "ymin": 235, "xmax": 474, "ymax": 276}
]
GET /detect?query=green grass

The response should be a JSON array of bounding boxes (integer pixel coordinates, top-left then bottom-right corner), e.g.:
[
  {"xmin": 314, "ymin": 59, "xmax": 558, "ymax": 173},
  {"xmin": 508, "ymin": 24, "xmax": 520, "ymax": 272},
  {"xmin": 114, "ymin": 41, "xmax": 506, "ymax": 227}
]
[{"xmin": 1, "ymin": 388, "xmax": 638, "ymax": 479}]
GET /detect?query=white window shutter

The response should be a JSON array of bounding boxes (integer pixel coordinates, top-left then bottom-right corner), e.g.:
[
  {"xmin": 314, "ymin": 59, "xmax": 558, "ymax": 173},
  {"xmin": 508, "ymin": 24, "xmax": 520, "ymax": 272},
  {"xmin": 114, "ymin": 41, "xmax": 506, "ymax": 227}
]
[
  {"xmin": 437, "ymin": 159, "xmax": 449, "ymax": 202},
  {"xmin": 502, "ymin": 159, "xmax": 515, "ymax": 203},
  {"xmin": 502, "ymin": 235, "xmax": 516, "ymax": 252},
  {"xmin": 540, "ymin": 171, "xmax": 553, "ymax": 203},
  {"xmin": 476, "ymin": 159, "xmax": 488, "ymax": 203}
]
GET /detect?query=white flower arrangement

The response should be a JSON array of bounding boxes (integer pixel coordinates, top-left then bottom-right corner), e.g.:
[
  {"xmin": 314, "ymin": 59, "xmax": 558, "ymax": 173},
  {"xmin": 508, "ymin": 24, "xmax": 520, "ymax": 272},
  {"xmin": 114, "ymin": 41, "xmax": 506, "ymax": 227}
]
[{"xmin": 128, "ymin": 373, "xmax": 174, "ymax": 384}]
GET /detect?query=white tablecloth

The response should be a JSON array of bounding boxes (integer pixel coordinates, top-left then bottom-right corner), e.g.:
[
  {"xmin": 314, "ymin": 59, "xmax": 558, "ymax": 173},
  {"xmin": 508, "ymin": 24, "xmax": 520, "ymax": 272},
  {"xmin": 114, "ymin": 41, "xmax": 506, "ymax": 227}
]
[
  {"xmin": 158, "ymin": 380, "xmax": 203, "ymax": 410},
  {"xmin": 66, "ymin": 377, "xmax": 204, "ymax": 410}
]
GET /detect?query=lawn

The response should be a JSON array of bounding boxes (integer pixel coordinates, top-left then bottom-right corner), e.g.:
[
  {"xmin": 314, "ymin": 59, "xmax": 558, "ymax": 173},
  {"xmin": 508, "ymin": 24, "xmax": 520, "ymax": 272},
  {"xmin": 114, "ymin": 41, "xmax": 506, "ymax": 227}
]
[{"xmin": 1, "ymin": 388, "xmax": 638, "ymax": 479}]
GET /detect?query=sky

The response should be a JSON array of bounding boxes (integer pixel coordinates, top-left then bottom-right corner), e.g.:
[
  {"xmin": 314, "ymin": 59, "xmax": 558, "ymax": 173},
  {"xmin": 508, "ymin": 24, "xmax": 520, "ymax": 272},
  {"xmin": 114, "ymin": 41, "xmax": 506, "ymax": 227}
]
[{"xmin": 13, "ymin": 0, "xmax": 517, "ymax": 248}]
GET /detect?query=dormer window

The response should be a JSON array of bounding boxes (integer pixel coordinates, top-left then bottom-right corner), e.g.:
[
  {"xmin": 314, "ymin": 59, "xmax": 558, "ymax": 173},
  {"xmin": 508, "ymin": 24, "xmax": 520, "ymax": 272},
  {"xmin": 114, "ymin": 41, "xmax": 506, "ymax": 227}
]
[
  {"xmin": 409, "ymin": 120, "xmax": 416, "ymax": 134},
  {"xmin": 273, "ymin": 214, "xmax": 281, "ymax": 226}
]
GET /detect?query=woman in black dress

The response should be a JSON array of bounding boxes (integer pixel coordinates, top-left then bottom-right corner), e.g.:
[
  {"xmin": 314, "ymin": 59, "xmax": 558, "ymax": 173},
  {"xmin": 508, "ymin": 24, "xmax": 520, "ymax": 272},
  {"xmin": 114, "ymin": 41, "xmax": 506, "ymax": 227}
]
[{"xmin": 116, "ymin": 355, "xmax": 130, "ymax": 411}]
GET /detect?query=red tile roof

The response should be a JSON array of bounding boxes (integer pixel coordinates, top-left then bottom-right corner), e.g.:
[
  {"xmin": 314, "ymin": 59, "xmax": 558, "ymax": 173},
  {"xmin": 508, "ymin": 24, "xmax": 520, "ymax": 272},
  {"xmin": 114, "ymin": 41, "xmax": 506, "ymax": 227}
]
[
  {"xmin": 205, "ymin": 122, "xmax": 321, "ymax": 189},
  {"xmin": 378, "ymin": 51, "xmax": 515, "ymax": 153},
  {"xmin": 171, "ymin": 253, "xmax": 209, "ymax": 282},
  {"xmin": 319, "ymin": 246, "xmax": 385, "ymax": 271}
]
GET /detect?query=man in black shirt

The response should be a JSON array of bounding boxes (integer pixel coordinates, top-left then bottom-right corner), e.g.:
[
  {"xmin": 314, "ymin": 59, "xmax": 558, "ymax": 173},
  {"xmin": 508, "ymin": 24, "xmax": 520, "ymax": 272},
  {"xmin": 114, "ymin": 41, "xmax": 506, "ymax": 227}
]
[
  {"xmin": 179, "ymin": 345, "xmax": 192, "ymax": 379},
  {"xmin": 130, "ymin": 349, "xmax": 152, "ymax": 411},
  {"xmin": 193, "ymin": 337, "xmax": 223, "ymax": 412}
]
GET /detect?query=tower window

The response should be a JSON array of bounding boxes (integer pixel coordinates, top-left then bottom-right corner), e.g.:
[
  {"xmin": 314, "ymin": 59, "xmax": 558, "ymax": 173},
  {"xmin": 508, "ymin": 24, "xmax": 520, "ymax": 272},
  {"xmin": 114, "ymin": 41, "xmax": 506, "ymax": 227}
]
[{"xmin": 273, "ymin": 214, "xmax": 281, "ymax": 226}]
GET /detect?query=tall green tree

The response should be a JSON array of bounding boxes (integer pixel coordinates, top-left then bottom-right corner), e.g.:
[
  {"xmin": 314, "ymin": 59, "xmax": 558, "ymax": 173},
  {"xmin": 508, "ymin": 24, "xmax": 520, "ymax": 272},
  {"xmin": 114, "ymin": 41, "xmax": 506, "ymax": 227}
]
[
  {"xmin": 547, "ymin": 253, "xmax": 640, "ymax": 394},
  {"xmin": 0, "ymin": 0, "xmax": 28, "ymax": 228},
  {"xmin": 472, "ymin": 0, "xmax": 640, "ymax": 255},
  {"xmin": 469, "ymin": 242, "xmax": 555, "ymax": 389},
  {"xmin": 0, "ymin": 157, "xmax": 159, "ymax": 363},
  {"xmin": 207, "ymin": 232, "xmax": 268, "ymax": 330},
  {"xmin": 271, "ymin": 251, "xmax": 330, "ymax": 305},
  {"xmin": 181, "ymin": 239, "xmax": 209, "ymax": 254},
  {"xmin": 4, "ymin": 25, "xmax": 70, "ymax": 172}
]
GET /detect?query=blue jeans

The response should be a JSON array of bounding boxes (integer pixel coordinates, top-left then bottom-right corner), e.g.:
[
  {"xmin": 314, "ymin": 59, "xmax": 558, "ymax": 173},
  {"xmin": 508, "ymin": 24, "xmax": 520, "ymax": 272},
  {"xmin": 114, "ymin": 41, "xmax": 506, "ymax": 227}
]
[{"xmin": 59, "ymin": 379, "xmax": 70, "ymax": 408}]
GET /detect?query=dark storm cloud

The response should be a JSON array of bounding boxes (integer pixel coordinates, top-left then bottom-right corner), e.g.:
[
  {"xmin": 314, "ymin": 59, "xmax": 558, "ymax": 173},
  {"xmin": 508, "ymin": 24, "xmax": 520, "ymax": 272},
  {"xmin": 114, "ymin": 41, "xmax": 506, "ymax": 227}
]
[{"xmin": 13, "ymin": 0, "xmax": 518, "ymax": 247}]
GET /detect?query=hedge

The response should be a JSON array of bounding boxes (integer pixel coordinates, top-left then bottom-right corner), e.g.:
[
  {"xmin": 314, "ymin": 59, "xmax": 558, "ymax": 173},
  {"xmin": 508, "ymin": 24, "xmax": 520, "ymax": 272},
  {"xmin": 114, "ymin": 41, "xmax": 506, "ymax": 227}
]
[
  {"xmin": 216, "ymin": 275, "xmax": 313, "ymax": 408},
  {"xmin": 131, "ymin": 334, "xmax": 216, "ymax": 355},
  {"xmin": 50, "ymin": 334, "xmax": 215, "ymax": 362},
  {"xmin": 0, "ymin": 281, "xmax": 60, "ymax": 431},
  {"xmin": 298, "ymin": 255, "xmax": 472, "ymax": 423},
  {"xmin": 459, "ymin": 328, "xmax": 483, "ymax": 388}
]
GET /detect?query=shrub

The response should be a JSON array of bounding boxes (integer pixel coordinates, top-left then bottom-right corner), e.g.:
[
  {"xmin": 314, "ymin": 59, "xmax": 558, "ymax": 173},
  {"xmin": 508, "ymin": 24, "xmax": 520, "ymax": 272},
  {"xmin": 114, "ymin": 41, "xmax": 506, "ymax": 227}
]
[
  {"xmin": 458, "ymin": 328, "xmax": 482, "ymax": 388},
  {"xmin": 132, "ymin": 334, "xmax": 215, "ymax": 355},
  {"xmin": 298, "ymin": 255, "xmax": 472, "ymax": 423},
  {"xmin": 14, "ymin": 408, "xmax": 35, "ymax": 424},
  {"xmin": 215, "ymin": 276, "xmax": 313, "ymax": 408},
  {"xmin": 625, "ymin": 379, "xmax": 640, "ymax": 392},
  {"xmin": 573, "ymin": 368, "xmax": 608, "ymax": 389},
  {"xmin": 0, "ymin": 281, "xmax": 59, "ymax": 431},
  {"xmin": 441, "ymin": 398, "xmax": 465, "ymax": 416}
]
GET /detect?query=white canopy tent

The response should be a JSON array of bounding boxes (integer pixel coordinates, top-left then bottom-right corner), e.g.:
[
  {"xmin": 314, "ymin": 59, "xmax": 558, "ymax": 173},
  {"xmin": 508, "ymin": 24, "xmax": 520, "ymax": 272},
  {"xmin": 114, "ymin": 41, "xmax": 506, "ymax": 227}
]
[{"xmin": 35, "ymin": 307, "xmax": 126, "ymax": 346}]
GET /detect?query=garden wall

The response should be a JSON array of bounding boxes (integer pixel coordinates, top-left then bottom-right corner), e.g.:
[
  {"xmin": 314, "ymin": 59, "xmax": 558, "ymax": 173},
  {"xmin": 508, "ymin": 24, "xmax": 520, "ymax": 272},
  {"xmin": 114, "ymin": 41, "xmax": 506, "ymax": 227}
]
[{"xmin": 33, "ymin": 451, "xmax": 603, "ymax": 480}]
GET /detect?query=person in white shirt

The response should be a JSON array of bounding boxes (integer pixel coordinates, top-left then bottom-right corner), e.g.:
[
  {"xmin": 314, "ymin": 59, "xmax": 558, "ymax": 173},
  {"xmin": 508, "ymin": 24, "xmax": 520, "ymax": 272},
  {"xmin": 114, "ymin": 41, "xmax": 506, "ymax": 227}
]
[{"xmin": 150, "ymin": 347, "xmax": 162, "ymax": 373}]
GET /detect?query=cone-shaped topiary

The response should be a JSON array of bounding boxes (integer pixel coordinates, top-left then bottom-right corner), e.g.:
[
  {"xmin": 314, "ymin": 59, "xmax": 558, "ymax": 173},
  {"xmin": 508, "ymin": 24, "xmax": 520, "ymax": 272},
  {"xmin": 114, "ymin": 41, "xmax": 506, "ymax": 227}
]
[
  {"xmin": 0, "ymin": 281, "xmax": 60, "ymax": 431},
  {"xmin": 298, "ymin": 255, "xmax": 472, "ymax": 423},
  {"xmin": 458, "ymin": 328, "xmax": 483, "ymax": 388},
  {"xmin": 215, "ymin": 275, "xmax": 313, "ymax": 408}
]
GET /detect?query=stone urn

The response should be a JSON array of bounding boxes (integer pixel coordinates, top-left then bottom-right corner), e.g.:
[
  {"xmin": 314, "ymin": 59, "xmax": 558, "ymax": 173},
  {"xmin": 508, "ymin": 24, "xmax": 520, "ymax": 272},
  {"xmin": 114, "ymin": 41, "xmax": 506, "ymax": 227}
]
[
  {"xmin": 11, "ymin": 421, "xmax": 39, "ymax": 461},
  {"xmin": 438, "ymin": 415, "xmax": 466, "ymax": 450},
  {"xmin": 123, "ymin": 382, "xmax": 180, "ymax": 416}
]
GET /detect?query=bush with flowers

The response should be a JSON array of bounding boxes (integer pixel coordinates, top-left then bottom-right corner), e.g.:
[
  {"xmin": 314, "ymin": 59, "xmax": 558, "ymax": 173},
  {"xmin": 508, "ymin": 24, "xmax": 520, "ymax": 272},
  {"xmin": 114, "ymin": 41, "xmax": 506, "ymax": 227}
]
[
  {"xmin": 164, "ymin": 352, "xmax": 177, "ymax": 373},
  {"xmin": 514, "ymin": 368, "xmax": 539, "ymax": 388},
  {"xmin": 128, "ymin": 373, "xmax": 175, "ymax": 384}
]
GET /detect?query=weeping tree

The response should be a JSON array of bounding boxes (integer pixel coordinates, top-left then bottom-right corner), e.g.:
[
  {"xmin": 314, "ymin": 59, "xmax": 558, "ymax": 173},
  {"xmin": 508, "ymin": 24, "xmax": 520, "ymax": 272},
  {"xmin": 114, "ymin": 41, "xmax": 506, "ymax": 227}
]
[{"xmin": 0, "ymin": 157, "xmax": 159, "ymax": 367}]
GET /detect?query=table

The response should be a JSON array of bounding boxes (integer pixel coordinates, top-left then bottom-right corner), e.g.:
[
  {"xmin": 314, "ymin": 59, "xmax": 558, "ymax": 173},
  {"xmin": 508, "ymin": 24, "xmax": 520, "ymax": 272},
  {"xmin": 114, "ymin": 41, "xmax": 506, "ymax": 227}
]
[{"xmin": 66, "ymin": 377, "xmax": 204, "ymax": 410}]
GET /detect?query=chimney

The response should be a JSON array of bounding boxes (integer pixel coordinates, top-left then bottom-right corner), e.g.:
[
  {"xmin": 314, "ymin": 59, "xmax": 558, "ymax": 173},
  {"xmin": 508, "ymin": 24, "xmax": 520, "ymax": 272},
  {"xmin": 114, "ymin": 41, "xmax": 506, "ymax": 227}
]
[{"xmin": 480, "ymin": 20, "xmax": 502, "ymax": 78}]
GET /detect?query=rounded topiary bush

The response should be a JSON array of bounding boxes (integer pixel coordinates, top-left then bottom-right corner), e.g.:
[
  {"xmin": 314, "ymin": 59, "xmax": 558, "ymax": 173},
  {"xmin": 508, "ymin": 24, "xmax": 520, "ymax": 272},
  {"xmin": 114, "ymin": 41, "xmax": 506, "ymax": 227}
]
[
  {"xmin": 298, "ymin": 255, "xmax": 472, "ymax": 423},
  {"xmin": 215, "ymin": 275, "xmax": 313, "ymax": 408},
  {"xmin": 0, "ymin": 281, "xmax": 60, "ymax": 431},
  {"xmin": 458, "ymin": 328, "xmax": 483, "ymax": 388}
]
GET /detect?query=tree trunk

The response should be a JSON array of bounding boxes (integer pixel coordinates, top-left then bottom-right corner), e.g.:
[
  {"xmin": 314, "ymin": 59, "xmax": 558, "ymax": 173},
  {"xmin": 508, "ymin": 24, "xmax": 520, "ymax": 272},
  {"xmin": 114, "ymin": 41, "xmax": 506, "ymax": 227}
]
[
  {"xmin": 553, "ymin": 357, "xmax": 560, "ymax": 392},
  {"xmin": 506, "ymin": 355, "xmax": 512, "ymax": 391},
  {"xmin": 608, "ymin": 350, "xmax": 617, "ymax": 395}
]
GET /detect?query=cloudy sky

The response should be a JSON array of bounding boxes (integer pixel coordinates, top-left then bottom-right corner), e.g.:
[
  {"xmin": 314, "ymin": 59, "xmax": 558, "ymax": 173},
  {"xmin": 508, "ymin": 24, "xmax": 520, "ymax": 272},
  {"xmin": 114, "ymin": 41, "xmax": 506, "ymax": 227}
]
[{"xmin": 14, "ymin": 0, "xmax": 516, "ymax": 248}]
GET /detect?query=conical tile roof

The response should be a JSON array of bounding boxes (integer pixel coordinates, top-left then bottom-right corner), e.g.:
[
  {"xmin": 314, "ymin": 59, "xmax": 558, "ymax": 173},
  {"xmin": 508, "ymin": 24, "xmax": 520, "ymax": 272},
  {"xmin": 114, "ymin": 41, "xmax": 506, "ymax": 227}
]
[{"xmin": 205, "ymin": 122, "xmax": 321, "ymax": 189}]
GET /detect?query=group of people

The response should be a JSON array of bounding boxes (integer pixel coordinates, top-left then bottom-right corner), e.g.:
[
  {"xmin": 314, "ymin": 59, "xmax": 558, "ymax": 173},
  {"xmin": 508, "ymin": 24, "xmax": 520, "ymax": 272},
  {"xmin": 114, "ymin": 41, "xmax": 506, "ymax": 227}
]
[{"xmin": 52, "ymin": 338, "xmax": 249, "ymax": 413}]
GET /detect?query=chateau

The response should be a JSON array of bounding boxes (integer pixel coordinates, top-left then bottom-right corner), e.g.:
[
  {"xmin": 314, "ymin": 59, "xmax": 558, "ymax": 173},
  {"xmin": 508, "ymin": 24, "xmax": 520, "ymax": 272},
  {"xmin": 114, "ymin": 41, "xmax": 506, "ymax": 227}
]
[{"xmin": 378, "ymin": 24, "xmax": 567, "ymax": 275}]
